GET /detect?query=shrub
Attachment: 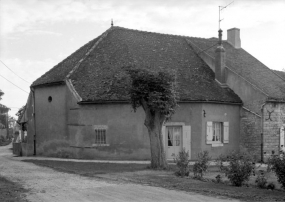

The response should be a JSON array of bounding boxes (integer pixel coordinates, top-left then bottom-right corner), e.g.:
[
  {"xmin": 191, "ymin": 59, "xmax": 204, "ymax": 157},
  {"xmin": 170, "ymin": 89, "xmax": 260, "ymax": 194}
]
[
  {"xmin": 268, "ymin": 155, "xmax": 285, "ymax": 189},
  {"xmin": 193, "ymin": 151, "xmax": 211, "ymax": 179},
  {"xmin": 215, "ymin": 174, "xmax": 222, "ymax": 183},
  {"xmin": 219, "ymin": 151, "xmax": 254, "ymax": 186},
  {"xmin": 255, "ymin": 171, "xmax": 267, "ymax": 188},
  {"xmin": 175, "ymin": 148, "xmax": 190, "ymax": 177},
  {"xmin": 267, "ymin": 182, "xmax": 275, "ymax": 190}
]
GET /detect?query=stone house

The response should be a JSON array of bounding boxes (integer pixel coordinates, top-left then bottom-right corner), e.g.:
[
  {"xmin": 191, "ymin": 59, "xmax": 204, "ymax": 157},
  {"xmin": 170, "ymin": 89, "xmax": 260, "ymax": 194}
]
[{"xmin": 20, "ymin": 26, "xmax": 285, "ymax": 161}]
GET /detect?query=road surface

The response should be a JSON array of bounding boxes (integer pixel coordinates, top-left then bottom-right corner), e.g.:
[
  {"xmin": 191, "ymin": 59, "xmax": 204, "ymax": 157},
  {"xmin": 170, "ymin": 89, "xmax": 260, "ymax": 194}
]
[{"xmin": 0, "ymin": 144, "xmax": 240, "ymax": 202}]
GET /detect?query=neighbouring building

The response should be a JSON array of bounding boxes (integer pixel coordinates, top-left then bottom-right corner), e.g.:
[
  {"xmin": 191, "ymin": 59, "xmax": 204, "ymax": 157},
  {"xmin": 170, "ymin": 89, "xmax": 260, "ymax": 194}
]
[{"xmin": 19, "ymin": 26, "xmax": 285, "ymax": 161}]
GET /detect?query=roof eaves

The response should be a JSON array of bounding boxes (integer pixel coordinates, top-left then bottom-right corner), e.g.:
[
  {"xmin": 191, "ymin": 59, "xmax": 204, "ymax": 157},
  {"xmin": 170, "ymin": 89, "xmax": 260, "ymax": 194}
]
[
  {"xmin": 32, "ymin": 81, "xmax": 65, "ymax": 88},
  {"xmin": 78, "ymin": 99, "xmax": 242, "ymax": 105}
]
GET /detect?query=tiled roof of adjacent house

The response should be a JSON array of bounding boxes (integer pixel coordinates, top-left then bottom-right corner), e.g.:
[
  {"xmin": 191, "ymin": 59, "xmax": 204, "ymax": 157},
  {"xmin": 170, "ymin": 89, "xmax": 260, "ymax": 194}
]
[
  {"xmin": 32, "ymin": 26, "xmax": 242, "ymax": 103},
  {"xmin": 189, "ymin": 37, "xmax": 285, "ymax": 100}
]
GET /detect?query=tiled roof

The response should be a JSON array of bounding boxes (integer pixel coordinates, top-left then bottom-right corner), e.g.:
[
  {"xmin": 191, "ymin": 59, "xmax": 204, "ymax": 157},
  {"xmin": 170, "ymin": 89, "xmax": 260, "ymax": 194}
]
[
  {"xmin": 32, "ymin": 26, "xmax": 242, "ymax": 103},
  {"xmin": 32, "ymin": 33, "xmax": 103, "ymax": 87},
  {"xmin": 273, "ymin": 70, "xmax": 285, "ymax": 81},
  {"xmin": 69, "ymin": 27, "xmax": 241, "ymax": 103},
  {"xmin": 189, "ymin": 37, "xmax": 285, "ymax": 100}
]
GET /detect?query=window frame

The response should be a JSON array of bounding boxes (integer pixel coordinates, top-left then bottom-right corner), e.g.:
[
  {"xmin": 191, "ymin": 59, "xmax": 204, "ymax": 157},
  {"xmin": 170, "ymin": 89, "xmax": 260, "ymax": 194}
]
[
  {"xmin": 212, "ymin": 122, "xmax": 223, "ymax": 143},
  {"xmin": 206, "ymin": 121, "xmax": 229, "ymax": 147},
  {"xmin": 92, "ymin": 125, "xmax": 109, "ymax": 147}
]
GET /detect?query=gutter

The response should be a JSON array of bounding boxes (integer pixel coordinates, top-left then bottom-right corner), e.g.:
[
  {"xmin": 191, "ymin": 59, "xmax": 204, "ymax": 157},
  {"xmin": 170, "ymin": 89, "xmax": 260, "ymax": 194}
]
[{"xmin": 78, "ymin": 100, "xmax": 242, "ymax": 105}]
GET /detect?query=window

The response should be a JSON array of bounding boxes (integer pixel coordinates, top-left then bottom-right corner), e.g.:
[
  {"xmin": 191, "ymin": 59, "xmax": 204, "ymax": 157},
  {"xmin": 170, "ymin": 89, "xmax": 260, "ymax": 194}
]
[
  {"xmin": 212, "ymin": 122, "xmax": 222, "ymax": 142},
  {"xmin": 167, "ymin": 126, "xmax": 182, "ymax": 146},
  {"xmin": 207, "ymin": 122, "xmax": 229, "ymax": 146},
  {"xmin": 95, "ymin": 129, "xmax": 106, "ymax": 144},
  {"xmin": 92, "ymin": 125, "xmax": 109, "ymax": 146}
]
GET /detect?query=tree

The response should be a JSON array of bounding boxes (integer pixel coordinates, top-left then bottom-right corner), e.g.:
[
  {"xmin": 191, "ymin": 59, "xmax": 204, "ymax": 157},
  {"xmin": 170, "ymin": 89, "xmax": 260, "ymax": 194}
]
[
  {"xmin": 16, "ymin": 105, "xmax": 26, "ymax": 124},
  {"xmin": 0, "ymin": 89, "xmax": 10, "ymax": 127},
  {"xmin": 126, "ymin": 67, "xmax": 179, "ymax": 169},
  {"xmin": 0, "ymin": 89, "xmax": 3, "ymax": 100}
]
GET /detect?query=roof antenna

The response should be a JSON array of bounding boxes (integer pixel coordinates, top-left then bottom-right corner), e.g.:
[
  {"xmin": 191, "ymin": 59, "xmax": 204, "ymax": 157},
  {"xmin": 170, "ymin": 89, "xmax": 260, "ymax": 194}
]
[
  {"xmin": 111, "ymin": 19, "xmax": 113, "ymax": 27},
  {"xmin": 219, "ymin": 1, "xmax": 234, "ymax": 30}
]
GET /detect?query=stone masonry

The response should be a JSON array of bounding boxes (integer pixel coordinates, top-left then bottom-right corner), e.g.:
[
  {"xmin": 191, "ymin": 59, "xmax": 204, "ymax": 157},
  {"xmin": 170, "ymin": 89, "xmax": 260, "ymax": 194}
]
[{"xmin": 263, "ymin": 102, "xmax": 285, "ymax": 160}]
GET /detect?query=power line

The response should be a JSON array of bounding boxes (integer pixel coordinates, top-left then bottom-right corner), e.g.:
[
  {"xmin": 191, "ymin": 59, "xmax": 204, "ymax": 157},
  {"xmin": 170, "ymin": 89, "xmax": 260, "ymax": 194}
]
[
  {"xmin": 0, "ymin": 60, "xmax": 31, "ymax": 84},
  {"xmin": 0, "ymin": 73, "xmax": 29, "ymax": 94}
]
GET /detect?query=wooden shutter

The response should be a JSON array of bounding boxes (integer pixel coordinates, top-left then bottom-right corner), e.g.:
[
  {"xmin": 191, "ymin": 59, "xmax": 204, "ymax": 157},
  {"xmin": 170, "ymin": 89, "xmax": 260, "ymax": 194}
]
[
  {"xmin": 183, "ymin": 125, "xmax": 191, "ymax": 158},
  {"xmin": 280, "ymin": 126, "xmax": 285, "ymax": 149},
  {"xmin": 223, "ymin": 122, "xmax": 229, "ymax": 143},
  {"xmin": 206, "ymin": 122, "xmax": 213, "ymax": 144},
  {"xmin": 161, "ymin": 126, "xmax": 166, "ymax": 150}
]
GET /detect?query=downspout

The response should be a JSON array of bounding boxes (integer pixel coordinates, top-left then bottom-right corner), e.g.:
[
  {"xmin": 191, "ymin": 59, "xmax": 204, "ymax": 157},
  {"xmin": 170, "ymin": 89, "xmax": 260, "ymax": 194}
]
[
  {"xmin": 260, "ymin": 102, "xmax": 266, "ymax": 163},
  {"xmin": 31, "ymin": 87, "xmax": 37, "ymax": 155}
]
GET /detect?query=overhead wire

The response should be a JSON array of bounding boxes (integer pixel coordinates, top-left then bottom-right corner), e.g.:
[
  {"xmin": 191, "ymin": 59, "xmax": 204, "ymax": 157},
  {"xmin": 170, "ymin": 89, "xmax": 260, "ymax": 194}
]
[
  {"xmin": 0, "ymin": 60, "xmax": 31, "ymax": 84},
  {"xmin": 0, "ymin": 73, "xmax": 29, "ymax": 94}
]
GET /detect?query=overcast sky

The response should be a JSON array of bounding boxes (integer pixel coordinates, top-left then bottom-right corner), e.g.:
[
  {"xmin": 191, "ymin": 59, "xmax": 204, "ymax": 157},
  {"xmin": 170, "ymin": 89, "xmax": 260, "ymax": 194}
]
[{"xmin": 0, "ymin": 0, "xmax": 284, "ymax": 117}]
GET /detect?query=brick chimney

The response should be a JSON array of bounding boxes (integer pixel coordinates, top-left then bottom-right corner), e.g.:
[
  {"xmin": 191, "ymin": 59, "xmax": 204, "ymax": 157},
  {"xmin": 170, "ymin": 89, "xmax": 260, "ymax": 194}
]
[
  {"xmin": 215, "ymin": 29, "xmax": 227, "ymax": 87},
  {"xmin": 227, "ymin": 28, "xmax": 241, "ymax": 49}
]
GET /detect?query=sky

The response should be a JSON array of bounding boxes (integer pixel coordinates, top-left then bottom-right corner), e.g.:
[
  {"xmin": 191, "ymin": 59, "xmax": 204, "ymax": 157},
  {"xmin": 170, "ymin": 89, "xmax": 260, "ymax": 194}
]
[{"xmin": 0, "ymin": 0, "xmax": 284, "ymax": 117}]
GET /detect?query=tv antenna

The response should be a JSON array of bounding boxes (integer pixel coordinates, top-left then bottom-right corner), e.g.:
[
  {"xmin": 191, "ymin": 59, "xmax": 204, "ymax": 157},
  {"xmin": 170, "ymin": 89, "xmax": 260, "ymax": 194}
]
[{"xmin": 219, "ymin": 1, "xmax": 234, "ymax": 30}]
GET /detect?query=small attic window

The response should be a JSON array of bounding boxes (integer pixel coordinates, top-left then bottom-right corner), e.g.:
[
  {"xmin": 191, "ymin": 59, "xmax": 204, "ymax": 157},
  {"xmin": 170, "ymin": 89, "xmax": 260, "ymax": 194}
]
[{"xmin": 48, "ymin": 96, "xmax": 52, "ymax": 102}]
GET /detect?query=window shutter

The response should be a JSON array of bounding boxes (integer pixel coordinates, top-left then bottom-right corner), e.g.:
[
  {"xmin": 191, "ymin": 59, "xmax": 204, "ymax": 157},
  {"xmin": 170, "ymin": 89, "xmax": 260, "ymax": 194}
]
[
  {"xmin": 183, "ymin": 125, "xmax": 191, "ymax": 158},
  {"xmin": 161, "ymin": 126, "xmax": 166, "ymax": 150},
  {"xmin": 206, "ymin": 122, "xmax": 213, "ymax": 144},
  {"xmin": 223, "ymin": 122, "xmax": 229, "ymax": 143},
  {"xmin": 280, "ymin": 126, "xmax": 285, "ymax": 148}
]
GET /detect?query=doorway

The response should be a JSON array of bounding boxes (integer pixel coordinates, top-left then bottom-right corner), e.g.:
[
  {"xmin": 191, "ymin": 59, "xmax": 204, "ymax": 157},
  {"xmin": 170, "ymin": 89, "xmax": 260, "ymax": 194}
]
[{"xmin": 166, "ymin": 126, "xmax": 182, "ymax": 159}]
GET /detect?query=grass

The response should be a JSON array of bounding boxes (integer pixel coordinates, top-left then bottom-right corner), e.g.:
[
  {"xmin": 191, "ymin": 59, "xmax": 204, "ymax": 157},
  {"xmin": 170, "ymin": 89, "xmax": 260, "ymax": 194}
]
[
  {"xmin": 23, "ymin": 160, "xmax": 285, "ymax": 202},
  {"xmin": 0, "ymin": 175, "xmax": 28, "ymax": 202},
  {"xmin": 23, "ymin": 160, "xmax": 148, "ymax": 176}
]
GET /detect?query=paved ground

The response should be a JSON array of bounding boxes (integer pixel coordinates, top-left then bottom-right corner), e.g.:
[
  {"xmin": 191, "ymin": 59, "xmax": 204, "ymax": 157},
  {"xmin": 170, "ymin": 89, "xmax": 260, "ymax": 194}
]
[{"xmin": 0, "ymin": 144, "xmax": 240, "ymax": 202}]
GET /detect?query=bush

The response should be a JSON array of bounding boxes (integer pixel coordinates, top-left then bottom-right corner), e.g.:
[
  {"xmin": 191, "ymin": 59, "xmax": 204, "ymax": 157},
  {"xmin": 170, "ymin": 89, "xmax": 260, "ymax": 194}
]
[
  {"xmin": 219, "ymin": 151, "xmax": 254, "ymax": 186},
  {"xmin": 193, "ymin": 151, "xmax": 211, "ymax": 179},
  {"xmin": 268, "ymin": 155, "xmax": 285, "ymax": 189},
  {"xmin": 267, "ymin": 182, "xmax": 275, "ymax": 190},
  {"xmin": 0, "ymin": 136, "xmax": 5, "ymax": 142},
  {"xmin": 175, "ymin": 148, "xmax": 190, "ymax": 177},
  {"xmin": 215, "ymin": 174, "xmax": 222, "ymax": 183},
  {"xmin": 255, "ymin": 171, "xmax": 267, "ymax": 188}
]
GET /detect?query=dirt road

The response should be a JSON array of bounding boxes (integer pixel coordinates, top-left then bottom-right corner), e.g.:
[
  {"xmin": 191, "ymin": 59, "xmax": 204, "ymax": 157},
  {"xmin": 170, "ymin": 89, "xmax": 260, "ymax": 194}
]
[{"xmin": 0, "ymin": 144, "xmax": 240, "ymax": 202}]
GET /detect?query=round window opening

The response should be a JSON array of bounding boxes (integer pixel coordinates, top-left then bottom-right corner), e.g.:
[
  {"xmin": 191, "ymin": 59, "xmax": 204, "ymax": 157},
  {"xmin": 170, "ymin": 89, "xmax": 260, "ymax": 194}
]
[{"xmin": 48, "ymin": 96, "xmax": 52, "ymax": 102}]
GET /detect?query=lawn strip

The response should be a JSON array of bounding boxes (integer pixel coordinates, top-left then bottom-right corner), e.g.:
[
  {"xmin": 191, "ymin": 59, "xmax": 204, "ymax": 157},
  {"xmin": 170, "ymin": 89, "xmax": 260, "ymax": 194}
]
[{"xmin": 23, "ymin": 160, "xmax": 285, "ymax": 202}]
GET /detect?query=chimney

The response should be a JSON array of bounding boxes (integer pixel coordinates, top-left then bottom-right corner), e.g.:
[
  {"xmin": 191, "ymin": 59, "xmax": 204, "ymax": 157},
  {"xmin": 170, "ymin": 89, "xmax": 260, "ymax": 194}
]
[
  {"xmin": 215, "ymin": 29, "xmax": 227, "ymax": 87},
  {"xmin": 227, "ymin": 28, "xmax": 241, "ymax": 49}
]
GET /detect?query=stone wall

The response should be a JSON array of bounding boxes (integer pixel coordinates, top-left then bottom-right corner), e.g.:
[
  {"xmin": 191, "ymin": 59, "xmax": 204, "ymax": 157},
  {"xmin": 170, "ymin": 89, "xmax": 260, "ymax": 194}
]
[
  {"xmin": 240, "ymin": 108, "xmax": 261, "ymax": 160},
  {"xmin": 263, "ymin": 102, "xmax": 285, "ymax": 159}
]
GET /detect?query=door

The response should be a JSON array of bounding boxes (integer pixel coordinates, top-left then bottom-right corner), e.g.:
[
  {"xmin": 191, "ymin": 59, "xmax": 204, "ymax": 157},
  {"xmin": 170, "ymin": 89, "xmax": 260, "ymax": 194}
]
[{"xmin": 166, "ymin": 126, "xmax": 182, "ymax": 159}]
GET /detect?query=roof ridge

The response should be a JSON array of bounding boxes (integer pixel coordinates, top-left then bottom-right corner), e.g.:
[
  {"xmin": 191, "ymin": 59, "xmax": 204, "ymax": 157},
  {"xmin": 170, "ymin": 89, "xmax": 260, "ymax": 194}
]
[
  {"xmin": 66, "ymin": 26, "xmax": 114, "ymax": 79},
  {"xmin": 111, "ymin": 26, "xmax": 210, "ymax": 40}
]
